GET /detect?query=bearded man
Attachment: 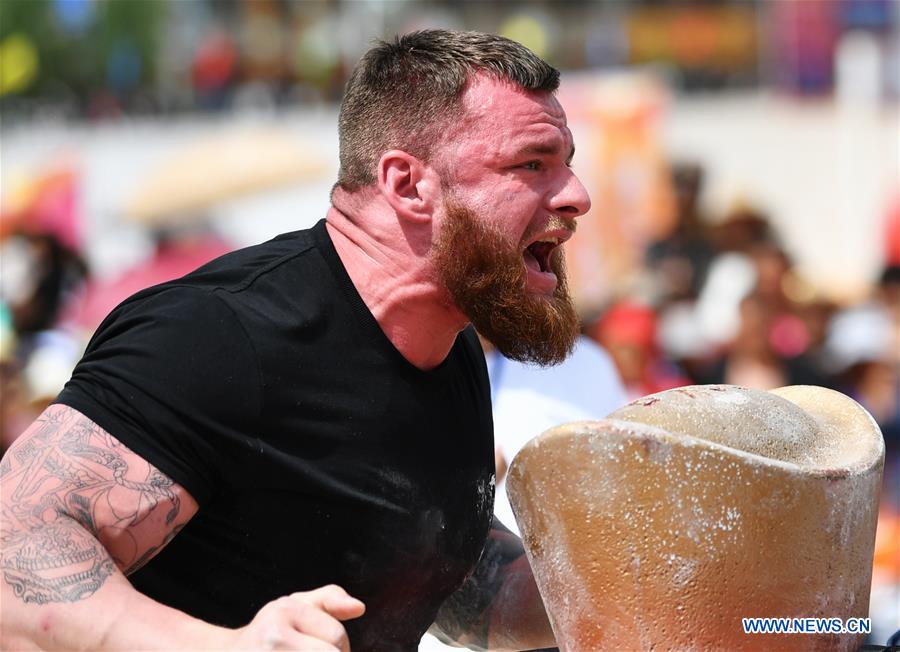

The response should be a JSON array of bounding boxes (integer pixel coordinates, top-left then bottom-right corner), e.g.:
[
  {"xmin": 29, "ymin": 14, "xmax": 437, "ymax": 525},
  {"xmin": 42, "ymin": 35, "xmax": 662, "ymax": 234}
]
[{"xmin": 0, "ymin": 30, "xmax": 590, "ymax": 652}]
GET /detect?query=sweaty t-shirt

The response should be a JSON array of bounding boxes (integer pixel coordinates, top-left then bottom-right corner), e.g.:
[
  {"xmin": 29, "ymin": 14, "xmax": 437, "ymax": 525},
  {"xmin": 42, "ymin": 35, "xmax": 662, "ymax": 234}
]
[{"xmin": 56, "ymin": 219, "xmax": 495, "ymax": 652}]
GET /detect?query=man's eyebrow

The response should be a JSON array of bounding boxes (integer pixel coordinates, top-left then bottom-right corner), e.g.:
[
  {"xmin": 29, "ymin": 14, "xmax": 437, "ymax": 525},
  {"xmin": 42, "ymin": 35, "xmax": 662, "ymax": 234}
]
[{"xmin": 515, "ymin": 142, "xmax": 576, "ymax": 163}]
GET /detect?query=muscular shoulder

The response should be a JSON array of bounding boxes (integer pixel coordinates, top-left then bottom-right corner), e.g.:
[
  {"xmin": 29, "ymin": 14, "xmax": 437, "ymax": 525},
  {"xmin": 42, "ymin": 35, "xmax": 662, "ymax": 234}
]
[
  {"xmin": 98, "ymin": 225, "xmax": 323, "ymax": 331},
  {"xmin": 170, "ymin": 228, "xmax": 320, "ymax": 295},
  {"xmin": 60, "ymin": 284, "xmax": 266, "ymax": 504},
  {"xmin": 182, "ymin": 225, "xmax": 341, "ymax": 337}
]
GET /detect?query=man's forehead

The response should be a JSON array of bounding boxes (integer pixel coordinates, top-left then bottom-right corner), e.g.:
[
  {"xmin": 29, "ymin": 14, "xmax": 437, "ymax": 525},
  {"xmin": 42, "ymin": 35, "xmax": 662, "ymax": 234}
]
[
  {"xmin": 460, "ymin": 74, "xmax": 566, "ymax": 123},
  {"xmin": 454, "ymin": 75, "xmax": 572, "ymax": 152}
]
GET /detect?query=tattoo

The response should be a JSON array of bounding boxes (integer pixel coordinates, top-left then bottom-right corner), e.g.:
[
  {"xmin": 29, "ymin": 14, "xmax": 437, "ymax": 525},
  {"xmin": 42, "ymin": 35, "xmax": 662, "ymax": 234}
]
[
  {"xmin": 0, "ymin": 454, "xmax": 12, "ymax": 478},
  {"xmin": 430, "ymin": 517, "xmax": 526, "ymax": 650},
  {"xmin": 123, "ymin": 523, "xmax": 184, "ymax": 576},
  {"xmin": 2, "ymin": 518, "xmax": 116, "ymax": 604},
  {"xmin": 0, "ymin": 405, "xmax": 192, "ymax": 604}
]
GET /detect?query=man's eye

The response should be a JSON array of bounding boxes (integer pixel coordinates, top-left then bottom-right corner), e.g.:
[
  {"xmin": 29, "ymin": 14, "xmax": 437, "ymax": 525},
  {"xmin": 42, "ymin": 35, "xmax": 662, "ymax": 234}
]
[{"xmin": 522, "ymin": 161, "xmax": 542, "ymax": 171}]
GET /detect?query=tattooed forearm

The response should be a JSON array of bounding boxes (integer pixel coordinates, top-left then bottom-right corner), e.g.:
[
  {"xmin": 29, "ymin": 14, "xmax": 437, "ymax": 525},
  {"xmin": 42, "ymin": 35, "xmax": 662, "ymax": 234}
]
[
  {"xmin": 0, "ymin": 405, "xmax": 196, "ymax": 605},
  {"xmin": 430, "ymin": 517, "xmax": 527, "ymax": 650}
]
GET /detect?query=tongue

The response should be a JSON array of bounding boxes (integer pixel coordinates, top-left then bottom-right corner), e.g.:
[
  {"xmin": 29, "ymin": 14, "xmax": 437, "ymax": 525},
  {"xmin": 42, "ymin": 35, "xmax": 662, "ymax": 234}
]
[{"xmin": 524, "ymin": 248, "xmax": 542, "ymax": 273}]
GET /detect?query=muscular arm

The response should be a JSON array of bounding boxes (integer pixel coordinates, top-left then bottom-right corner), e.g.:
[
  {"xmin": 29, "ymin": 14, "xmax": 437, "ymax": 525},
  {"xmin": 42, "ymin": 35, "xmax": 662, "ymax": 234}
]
[
  {"xmin": 0, "ymin": 404, "xmax": 230, "ymax": 650},
  {"xmin": 429, "ymin": 517, "xmax": 556, "ymax": 652}
]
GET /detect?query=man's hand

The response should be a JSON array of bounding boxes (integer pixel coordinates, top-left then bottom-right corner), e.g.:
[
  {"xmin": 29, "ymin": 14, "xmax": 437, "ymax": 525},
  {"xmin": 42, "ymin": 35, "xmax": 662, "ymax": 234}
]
[{"xmin": 228, "ymin": 585, "xmax": 365, "ymax": 651}]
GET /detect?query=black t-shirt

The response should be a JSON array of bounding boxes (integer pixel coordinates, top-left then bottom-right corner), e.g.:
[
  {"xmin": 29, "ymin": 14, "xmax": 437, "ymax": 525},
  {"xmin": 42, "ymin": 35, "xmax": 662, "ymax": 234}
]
[{"xmin": 56, "ymin": 219, "xmax": 495, "ymax": 651}]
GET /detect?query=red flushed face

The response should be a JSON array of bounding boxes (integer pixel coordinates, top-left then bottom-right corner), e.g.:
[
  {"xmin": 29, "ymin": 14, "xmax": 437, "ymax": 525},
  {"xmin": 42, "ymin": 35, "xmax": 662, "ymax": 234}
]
[
  {"xmin": 431, "ymin": 76, "xmax": 590, "ymax": 365},
  {"xmin": 437, "ymin": 75, "xmax": 591, "ymax": 297}
]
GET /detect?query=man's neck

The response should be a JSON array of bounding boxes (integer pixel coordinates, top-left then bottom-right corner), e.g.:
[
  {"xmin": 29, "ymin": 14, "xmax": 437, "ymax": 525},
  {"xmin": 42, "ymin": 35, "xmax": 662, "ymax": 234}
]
[{"xmin": 324, "ymin": 202, "xmax": 468, "ymax": 371}]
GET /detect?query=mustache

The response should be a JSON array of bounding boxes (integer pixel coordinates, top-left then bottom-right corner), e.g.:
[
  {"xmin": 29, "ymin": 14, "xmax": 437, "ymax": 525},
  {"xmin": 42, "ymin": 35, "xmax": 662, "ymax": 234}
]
[{"xmin": 521, "ymin": 216, "xmax": 577, "ymax": 246}]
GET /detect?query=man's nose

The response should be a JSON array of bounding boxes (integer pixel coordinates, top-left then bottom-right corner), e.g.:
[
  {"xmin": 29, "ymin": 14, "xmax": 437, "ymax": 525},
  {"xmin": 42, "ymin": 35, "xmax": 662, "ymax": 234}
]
[{"xmin": 549, "ymin": 169, "xmax": 591, "ymax": 220}]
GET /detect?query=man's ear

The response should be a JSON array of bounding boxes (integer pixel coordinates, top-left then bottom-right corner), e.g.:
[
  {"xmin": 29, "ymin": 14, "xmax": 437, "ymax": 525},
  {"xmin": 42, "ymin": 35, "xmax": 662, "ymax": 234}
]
[{"xmin": 377, "ymin": 150, "xmax": 440, "ymax": 223}]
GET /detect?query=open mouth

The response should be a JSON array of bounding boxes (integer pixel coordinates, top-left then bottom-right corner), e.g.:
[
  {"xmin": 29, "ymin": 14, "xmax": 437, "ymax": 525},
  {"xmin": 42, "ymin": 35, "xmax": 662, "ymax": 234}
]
[{"xmin": 524, "ymin": 239, "xmax": 558, "ymax": 274}]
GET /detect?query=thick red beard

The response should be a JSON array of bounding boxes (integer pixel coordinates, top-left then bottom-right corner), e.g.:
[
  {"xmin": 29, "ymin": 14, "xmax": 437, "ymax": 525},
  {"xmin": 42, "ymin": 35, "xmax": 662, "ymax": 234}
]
[{"xmin": 434, "ymin": 197, "xmax": 579, "ymax": 366}]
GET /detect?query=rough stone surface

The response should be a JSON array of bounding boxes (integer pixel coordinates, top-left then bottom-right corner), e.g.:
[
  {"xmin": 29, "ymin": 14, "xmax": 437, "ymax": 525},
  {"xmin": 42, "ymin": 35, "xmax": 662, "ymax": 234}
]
[{"xmin": 506, "ymin": 385, "xmax": 884, "ymax": 652}]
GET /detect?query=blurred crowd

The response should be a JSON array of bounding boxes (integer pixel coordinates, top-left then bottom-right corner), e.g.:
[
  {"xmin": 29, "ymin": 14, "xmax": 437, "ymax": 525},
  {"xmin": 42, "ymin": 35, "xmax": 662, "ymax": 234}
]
[
  {"xmin": 587, "ymin": 160, "xmax": 900, "ymax": 508},
  {"xmin": 1, "ymin": 0, "xmax": 898, "ymax": 123},
  {"xmin": 588, "ymin": 163, "xmax": 899, "ymax": 433}
]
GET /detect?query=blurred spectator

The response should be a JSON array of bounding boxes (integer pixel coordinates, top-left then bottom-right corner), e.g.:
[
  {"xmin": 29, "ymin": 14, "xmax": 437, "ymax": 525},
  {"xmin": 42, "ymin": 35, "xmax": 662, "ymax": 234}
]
[
  {"xmin": 645, "ymin": 162, "xmax": 715, "ymax": 301},
  {"xmin": 589, "ymin": 300, "xmax": 690, "ymax": 400},
  {"xmin": 825, "ymin": 296, "xmax": 899, "ymax": 457},
  {"xmin": 0, "ymin": 231, "xmax": 88, "ymax": 455},
  {"xmin": 0, "ymin": 231, "xmax": 87, "ymax": 339},
  {"xmin": 693, "ymin": 292, "xmax": 831, "ymax": 390},
  {"xmin": 0, "ymin": 358, "xmax": 34, "ymax": 455},
  {"xmin": 708, "ymin": 206, "xmax": 779, "ymax": 255},
  {"xmin": 878, "ymin": 264, "xmax": 900, "ymax": 315},
  {"xmin": 790, "ymin": 298, "xmax": 840, "ymax": 381},
  {"xmin": 191, "ymin": 30, "xmax": 238, "ymax": 110},
  {"xmin": 746, "ymin": 241, "xmax": 792, "ymax": 312}
]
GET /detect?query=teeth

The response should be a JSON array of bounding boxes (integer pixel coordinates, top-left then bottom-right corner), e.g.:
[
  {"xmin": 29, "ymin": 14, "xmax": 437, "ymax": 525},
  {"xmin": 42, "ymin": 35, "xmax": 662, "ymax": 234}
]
[{"xmin": 535, "ymin": 238, "xmax": 559, "ymax": 244}]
